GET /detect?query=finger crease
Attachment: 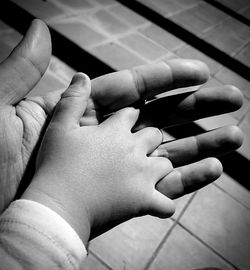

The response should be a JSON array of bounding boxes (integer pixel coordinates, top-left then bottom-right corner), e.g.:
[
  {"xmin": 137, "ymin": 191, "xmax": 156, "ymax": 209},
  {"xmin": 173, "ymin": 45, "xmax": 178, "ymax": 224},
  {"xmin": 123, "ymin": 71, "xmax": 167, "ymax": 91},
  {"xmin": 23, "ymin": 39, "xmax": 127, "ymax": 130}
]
[{"xmin": 131, "ymin": 68, "xmax": 147, "ymax": 101}]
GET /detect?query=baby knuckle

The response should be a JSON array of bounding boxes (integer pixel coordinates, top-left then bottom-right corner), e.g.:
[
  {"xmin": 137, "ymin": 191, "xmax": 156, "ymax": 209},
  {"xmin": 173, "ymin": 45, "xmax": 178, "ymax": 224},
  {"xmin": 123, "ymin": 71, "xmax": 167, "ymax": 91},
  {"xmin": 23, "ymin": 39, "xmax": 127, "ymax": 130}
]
[
  {"xmin": 150, "ymin": 127, "xmax": 162, "ymax": 140},
  {"xmin": 117, "ymin": 107, "xmax": 138, "ymax": 120},
  {"xmin": 157, "ymin": 157, "xmax": 173, "ymax": 171}
]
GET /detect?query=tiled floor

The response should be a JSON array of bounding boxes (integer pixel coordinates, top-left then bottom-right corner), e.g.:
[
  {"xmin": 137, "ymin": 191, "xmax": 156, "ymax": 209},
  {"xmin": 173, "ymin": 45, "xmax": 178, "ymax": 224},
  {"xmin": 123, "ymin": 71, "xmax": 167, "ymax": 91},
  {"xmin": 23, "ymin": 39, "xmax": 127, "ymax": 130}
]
[
  {"xmin": 180, "ymin": 184, "xmax": 250, "ymax": 270},
  {"xmin": 0, "ymin": 0, "xmax": 250, "ymax": 269},
  {"xmin": 89, "ymin": 216, "xmax": 174, "ymax": 270}
]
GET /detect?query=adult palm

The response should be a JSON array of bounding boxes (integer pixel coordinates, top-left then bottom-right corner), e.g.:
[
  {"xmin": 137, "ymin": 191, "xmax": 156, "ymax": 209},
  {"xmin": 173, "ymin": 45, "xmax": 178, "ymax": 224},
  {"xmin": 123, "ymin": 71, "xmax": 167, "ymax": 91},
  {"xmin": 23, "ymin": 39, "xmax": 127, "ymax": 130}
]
[{"xmin": 0, "ymin": 20, "xmax": 243, "ymax": 213}]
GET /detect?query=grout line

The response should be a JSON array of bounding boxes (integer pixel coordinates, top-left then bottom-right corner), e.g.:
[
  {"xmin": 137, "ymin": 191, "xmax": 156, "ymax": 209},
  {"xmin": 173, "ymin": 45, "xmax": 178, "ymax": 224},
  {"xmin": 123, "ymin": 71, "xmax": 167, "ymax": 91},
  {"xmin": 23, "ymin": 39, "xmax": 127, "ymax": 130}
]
[
  {"xmin": 177, "ymin": 222, "xmax": 241, "ymax": 270},
  {"xmin": 238, "ymin": 107, "xmax": 250, "ymax": 126},
  {"xmin": 203, "ymin": 0, "xmax": 250, "ymax": 26},
  {"xmin": 142, "ymin": 1, "xmax": 199, "ymax": 19},
  {"xmin": 231, "ymin": 41, "xmax": 250, "ymax": 61},
  {"xmin": 233, "ymin": 40, "xmax": 250, "ymax": 58},
  {"xmin": 0, "ymin": 1, "xmax": 115, "ymax": 78},
  {"xmin": 143, "ymin": 191, "xmax": 197, "ymax": 270},
  {"xmin": 115, "ymin": 0, "xmax": 250, "ymax": 81},
  {"xmin": 107, "ymin": 3, "xmax": 150, "ymax": 29},
  {"xmin": 169, "ymin": 5, "xmax": 232, "ymax": 39},
  {"xmin": 213, "ymin": 182, "xmax": 250, "ymax": 211}
]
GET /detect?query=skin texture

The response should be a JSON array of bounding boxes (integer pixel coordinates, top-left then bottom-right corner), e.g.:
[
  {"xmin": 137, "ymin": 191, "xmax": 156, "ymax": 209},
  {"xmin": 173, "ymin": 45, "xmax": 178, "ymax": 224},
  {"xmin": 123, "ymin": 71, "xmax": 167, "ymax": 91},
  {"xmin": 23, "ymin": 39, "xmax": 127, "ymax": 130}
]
[
  {"xmin": 23, "ymin": 74, "xmax": 176, "ymax": 245},
  {"xmin": 0, "ymin": 19, "xmax": 243, "ymax": 214}
]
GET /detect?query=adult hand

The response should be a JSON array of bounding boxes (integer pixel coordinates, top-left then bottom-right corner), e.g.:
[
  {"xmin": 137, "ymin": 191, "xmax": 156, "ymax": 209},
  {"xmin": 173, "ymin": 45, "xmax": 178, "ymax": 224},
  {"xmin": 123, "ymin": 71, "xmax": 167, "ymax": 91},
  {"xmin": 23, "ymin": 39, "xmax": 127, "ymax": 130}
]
[{"xmin": 0, "ymin": 19, "xmax": 243, "ymax": 213}]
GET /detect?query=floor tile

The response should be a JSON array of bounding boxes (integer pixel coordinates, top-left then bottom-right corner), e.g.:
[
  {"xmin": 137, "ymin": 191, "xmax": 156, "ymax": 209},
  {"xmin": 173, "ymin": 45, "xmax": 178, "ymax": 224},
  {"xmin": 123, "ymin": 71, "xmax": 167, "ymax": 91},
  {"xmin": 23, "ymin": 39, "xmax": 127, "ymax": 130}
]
[
  {"xmin": 81, "ymin": 253, "xmax": 110, "ymax": 270},
  {"xmin": 215, "ymin": 173, "xmax": 250, "ymax": 210},
  {"xmin": 89, "ymin": 216, "xmax": 173, "ymax": 270},
  {"xmin": 139, "ymin": 24, "xmax": 184, "ymax": 52},
  {"xmin": 119, "ymin": 33, "xmax": 169, "ymax": 61},
  {"xmin": 215, "ymin": 68, "xmax": 250, "ymax": 100},
  {"xmin": 51, "ymin": 21, "xmax": 107, "ymax": 48},
  {"xmin": 49, "ymin": 56, "xmax": 76, "ymax": 83},
  {"xmin": 110, "ymin": 5, "xmax": 147, "ymax": 27},
  {"xmin": 175, "ymin": 0, "xmax": 200, "ymax": 8},
  {"xmin": 55, "ymin": 0, "xmax": 94, "ymax": 10},
  {"xmin": 92, "ymin": 9, "xmax": 130, "ymax": 35},
  {"xmin": 137, "ymin": 0, "xmax": 184, "ymax": 16},
  {"xmin": 190, "ymin": 2, "xmax": 228, "ymax": 25},
  {"xmin": 223, "ymin": 19, "xmax": 250, "ymax": 43},
  {"xmin": 90, "ymin": 42, "xmax": 146, "ymax": 70},
  {"xmin": 94, "ymin": 0, "xmax": 116, "ymax": 6},
  {"xmin": 160, "ymin": 51, "xmax": 178, "ymax": 62},
  {"xmin": 240, "ymin": 5, "xmax": 250, "ymax": 20},
  {"xmin": 156, "ymin": 85, "xmax": 200, "ymax": 100},
  {"xmin": 238, "ymin": 110, "xmax": 250, "ymax": 160},
  {"xmin": 203, "ymin": 23, "xmax": 244, "ymax": 55},
  {"xmin": 180, "ymin": 184, "xmax": 250, "ymax": 269},
  {"xmin": 220, "ymin": 0, "xmax": 250, "ymax": 11},
  {"xmin": 149, "ymin": 224, "xmax": 234, "ymax": 270},
  {"xmin": 171, "ymin": 194, "xmax": 193, "ymax": 220},
  {"xmin": 0, "ymin": 41, "xmax": 12, "ymax": 63},
  {"xmin": 0, "ymin": 20, "xmax": 10, "ymax": 32},
  {"xmin": 195, "ymin": 114, "xmax": 237, "ymax": 131},
  {"xmin": 200, "ymin": 77, "xmax": 223, "ymax": 89},
  {"xmin": 176, "ymin": 45, "xmax": 221, "ymax": 75},
  {"xmin": 235, "ymin": 44, "xmax": 250, "ymax": 68},
  {"xmin": 11, "ymin": 0, "xmax": 64, "ymax": 20},
  {"xmin": 171, "ymin": 9, "xmax": 211, "ymax": 34}
]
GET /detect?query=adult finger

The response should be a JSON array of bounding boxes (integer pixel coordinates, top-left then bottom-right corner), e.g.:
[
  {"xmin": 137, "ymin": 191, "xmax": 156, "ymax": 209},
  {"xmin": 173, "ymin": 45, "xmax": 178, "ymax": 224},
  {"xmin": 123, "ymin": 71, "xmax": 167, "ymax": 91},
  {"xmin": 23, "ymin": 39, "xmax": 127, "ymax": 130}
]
[
  {"xmin": 134, "ymin": 85, "xmax": 243, "ymax": 130},
  {"xmin": 0, "ymin": 19, "xmax": 51, "ymax": 105},
  {"xmin": 156, "ymin": 158, "xmax": 222, "ymax": 199},
  {"xmin": 51, "ymin": 73, "xmax": 90, "ymax": 127},
  {"xmin": 157, "ymin": 126, "xmax": 243, "ymax": 167},
  {"xmin": 91, "ymin": 59, "xmax": 209, "ymax": 112}
]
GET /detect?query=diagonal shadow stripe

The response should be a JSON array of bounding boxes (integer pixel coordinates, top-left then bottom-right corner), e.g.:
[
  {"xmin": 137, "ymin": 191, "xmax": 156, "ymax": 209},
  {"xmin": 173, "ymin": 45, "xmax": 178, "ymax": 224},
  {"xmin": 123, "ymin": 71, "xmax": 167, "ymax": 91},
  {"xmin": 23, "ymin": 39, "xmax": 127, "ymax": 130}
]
[
  {"xmin": 0, "ymin": 1, "xmax": 114, "ymax": 78},
  {"xmin": 115, "ymin": 0, "xmax": 250, "ymax": 82},
  {"xmin": 204, "ymin": 0, "xmax": 250, "ymax": 26},
  {"xmin": 1, "ymin": 1, "xmax": 249, "ymax": 191}
]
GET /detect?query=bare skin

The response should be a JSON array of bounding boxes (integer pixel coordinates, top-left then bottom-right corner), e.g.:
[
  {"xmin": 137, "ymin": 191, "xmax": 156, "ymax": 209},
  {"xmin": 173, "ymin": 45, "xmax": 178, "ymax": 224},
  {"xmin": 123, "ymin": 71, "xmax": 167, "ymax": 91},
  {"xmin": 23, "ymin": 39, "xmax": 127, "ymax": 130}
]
[
  {"xmin": 0, "ymin": 19, "xmax": 243, "ymax": 214},
  {"xmin": 23, "ymin": 74, "xmax": 176, "ymax": 244}
]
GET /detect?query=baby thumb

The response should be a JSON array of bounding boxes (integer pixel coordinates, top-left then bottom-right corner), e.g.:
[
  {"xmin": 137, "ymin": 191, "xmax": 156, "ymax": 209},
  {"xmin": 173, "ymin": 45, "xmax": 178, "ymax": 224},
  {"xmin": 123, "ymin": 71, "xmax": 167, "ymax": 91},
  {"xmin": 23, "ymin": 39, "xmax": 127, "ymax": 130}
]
[
  {"xmin": 52, "ymin": 73, "xmax": 91, "ymax": 127},
  {"xmin": 150, "ymin": 190, "xmax": 175, "ymax": 218}
]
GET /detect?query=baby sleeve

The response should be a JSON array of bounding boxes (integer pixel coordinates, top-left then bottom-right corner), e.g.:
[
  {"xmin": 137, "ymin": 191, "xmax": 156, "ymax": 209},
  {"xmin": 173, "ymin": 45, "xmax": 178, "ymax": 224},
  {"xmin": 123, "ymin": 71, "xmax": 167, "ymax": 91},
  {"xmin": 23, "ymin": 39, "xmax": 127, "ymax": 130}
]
[{"xmin": 0, "ymin": 199, "xmax": 87, "ymax": 270}]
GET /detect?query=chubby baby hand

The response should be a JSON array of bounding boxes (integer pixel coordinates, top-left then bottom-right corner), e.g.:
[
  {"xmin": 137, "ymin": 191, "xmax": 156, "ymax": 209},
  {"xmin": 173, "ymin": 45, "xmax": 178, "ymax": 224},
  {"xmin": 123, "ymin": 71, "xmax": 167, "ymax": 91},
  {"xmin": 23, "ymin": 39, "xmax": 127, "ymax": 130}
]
[{"xmin": 23, "ymin": 73, "xmax": 175, "ymax": 244}]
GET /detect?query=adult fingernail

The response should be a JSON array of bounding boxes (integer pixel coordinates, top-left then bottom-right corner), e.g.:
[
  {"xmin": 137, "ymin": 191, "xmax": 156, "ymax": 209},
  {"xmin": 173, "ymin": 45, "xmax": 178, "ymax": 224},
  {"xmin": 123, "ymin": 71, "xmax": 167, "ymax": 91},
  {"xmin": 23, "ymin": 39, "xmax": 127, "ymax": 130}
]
[{"xmin": 71, "ymin": 73, "xmax": 87, "ymax": 86}]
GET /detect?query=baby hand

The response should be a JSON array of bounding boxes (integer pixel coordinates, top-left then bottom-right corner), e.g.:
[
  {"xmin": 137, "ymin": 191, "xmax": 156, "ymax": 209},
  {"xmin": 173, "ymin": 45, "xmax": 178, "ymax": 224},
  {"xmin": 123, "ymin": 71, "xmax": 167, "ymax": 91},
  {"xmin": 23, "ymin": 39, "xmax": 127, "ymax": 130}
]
[{"xmin": 22, "ymin": 73, "xmax": 175, "ymax": 245}]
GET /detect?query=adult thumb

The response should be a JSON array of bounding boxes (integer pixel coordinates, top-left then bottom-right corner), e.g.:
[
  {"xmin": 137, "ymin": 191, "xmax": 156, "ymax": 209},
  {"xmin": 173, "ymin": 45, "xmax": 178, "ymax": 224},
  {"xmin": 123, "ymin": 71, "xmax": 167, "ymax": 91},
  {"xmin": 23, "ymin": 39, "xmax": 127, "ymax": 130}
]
[
  {"xmin": 0, "ymin": 19, "xmax": 51, "ymax": 105},
  {"xmin": 52, "ymin": 73, "xmax": 91, "ymax": 127}
]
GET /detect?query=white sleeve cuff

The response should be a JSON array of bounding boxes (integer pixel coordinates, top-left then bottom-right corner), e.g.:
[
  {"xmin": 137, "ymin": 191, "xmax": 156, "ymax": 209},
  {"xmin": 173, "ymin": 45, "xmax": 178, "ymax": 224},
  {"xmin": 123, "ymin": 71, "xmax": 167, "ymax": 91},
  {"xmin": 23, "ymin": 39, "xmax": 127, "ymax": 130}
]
[{"xmin": 0, "ymin": 199, "xmax": 87, "ymax": 270}]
